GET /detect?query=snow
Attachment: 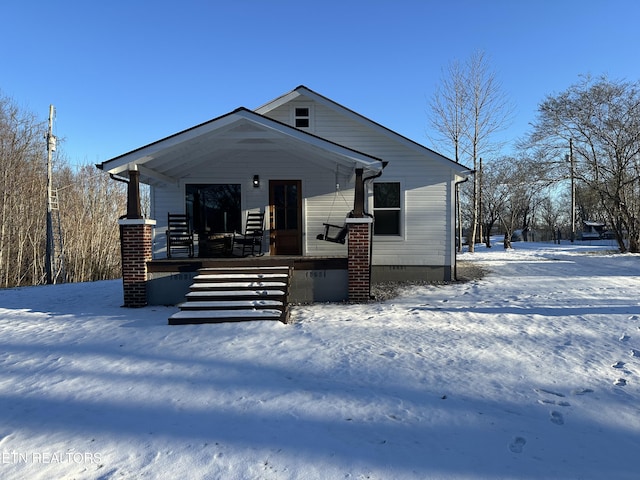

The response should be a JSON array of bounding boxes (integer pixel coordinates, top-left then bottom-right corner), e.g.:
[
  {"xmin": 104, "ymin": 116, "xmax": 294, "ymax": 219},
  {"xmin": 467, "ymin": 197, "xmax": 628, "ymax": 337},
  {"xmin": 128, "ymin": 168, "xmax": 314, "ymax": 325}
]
[{"xmin": 1, "ymin": 240, "xmax": 639, "ymax": 479}]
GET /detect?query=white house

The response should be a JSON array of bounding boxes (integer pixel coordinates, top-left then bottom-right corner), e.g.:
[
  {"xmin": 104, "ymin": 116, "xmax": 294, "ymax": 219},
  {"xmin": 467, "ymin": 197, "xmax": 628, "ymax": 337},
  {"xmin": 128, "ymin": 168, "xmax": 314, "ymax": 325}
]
[{"xmin": 97, "ymin": 86, "xmax": 469, "ymax": 311}]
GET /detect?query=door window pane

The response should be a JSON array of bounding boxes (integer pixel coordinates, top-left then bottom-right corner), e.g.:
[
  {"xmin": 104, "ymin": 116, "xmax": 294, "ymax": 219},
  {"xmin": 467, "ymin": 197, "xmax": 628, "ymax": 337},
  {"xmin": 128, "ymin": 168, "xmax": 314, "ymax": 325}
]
[{"xmin": 273, "ymin": 184, "xmax": 299, "ymax": 230}]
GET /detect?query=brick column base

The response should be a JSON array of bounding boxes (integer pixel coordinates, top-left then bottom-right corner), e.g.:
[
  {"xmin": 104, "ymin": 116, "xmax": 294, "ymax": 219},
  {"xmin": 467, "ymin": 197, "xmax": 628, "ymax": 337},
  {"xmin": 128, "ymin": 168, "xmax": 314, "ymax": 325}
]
[
  {"xmin": 119, "ymin": 219, "xmax": 156, "ymax": 307},
  {"xmin": 347, "ymin": 218, "xmax": 373, "ymax": 302}
]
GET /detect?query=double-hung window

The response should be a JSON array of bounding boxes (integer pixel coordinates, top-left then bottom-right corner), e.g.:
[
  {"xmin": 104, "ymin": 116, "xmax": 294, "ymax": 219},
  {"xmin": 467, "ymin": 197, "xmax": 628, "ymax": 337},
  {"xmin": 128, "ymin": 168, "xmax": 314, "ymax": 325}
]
[{"xmin": 373, "ymin": 182, "xmax": 402, "ymax": 236}]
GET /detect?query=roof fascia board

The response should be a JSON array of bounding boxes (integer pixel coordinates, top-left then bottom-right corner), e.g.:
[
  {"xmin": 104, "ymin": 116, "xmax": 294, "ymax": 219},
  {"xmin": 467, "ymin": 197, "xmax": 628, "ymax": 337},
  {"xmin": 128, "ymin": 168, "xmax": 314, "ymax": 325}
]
[
  {"xmin": 254, "ymin": 90, "xmax": 302, "ymax": 114},
  {"xmin": 98, "ymin": 109, "xmax": 249, "ymax": 172},
  {"xmin": 104, "ymin": 162, "xmax": 179, "ymax": 187}
]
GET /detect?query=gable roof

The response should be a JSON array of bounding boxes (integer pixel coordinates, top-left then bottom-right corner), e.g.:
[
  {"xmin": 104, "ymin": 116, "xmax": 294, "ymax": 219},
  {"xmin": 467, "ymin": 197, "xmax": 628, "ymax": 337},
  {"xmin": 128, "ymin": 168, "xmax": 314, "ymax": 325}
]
[
  {"xmin": 256, "ymin": 85, "xmax": 470, "ymax": 175},
  {"xmin": 97, "ymin": 107, "xmax": 386, "ymax": 185}
]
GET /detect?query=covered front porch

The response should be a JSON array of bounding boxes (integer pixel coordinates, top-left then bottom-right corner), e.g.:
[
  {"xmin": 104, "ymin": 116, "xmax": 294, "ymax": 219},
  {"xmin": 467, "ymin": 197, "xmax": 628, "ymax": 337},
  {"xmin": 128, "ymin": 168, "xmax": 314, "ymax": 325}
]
[{"xmin": 101, "ymin": 107, "xmax": 384, "ymax": 312}]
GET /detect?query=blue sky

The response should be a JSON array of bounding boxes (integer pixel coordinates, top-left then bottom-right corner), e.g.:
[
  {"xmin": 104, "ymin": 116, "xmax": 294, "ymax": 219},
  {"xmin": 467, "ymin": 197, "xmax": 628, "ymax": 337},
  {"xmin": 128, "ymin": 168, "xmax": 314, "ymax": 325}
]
[{"xmin": 2, "ymin": 0, "xmax": 639, "ymax": 166}]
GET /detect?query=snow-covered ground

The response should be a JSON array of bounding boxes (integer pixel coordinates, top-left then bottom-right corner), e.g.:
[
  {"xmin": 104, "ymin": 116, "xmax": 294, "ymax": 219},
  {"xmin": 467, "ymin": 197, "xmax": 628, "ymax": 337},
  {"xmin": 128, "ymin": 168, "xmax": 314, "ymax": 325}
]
[{"xmin": 0, "ymin": 240, "xmax": 639, "ymax": 479}]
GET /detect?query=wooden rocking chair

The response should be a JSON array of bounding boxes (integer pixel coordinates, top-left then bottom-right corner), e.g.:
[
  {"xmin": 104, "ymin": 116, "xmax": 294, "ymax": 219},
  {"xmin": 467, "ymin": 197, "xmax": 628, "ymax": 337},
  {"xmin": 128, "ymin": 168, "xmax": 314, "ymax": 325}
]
[
  {"xmin": 166, "ymin": 213, "xmax": 194, "ymax": 258},
  {"xmin": 232, "ymin": 211, "xmax": 265, "ymax": 256}
]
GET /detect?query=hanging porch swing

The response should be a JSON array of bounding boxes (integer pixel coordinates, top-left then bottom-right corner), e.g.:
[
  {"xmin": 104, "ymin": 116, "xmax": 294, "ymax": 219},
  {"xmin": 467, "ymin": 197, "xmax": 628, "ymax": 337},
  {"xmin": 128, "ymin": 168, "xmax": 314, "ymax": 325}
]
[
  {"xmin": 316, "ymin": 211, "xmax": 352, "ymax": 244},
  {"xmin": 317, "ymin": 174, "xmax": 353, "ymax": 244}
]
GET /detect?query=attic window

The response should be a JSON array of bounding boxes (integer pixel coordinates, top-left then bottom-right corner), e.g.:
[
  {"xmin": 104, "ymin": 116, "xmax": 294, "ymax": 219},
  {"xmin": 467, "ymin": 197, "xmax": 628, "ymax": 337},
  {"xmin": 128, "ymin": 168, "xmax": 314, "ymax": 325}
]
[{"xmin": 294, "ymin": 106, "xmax": 311, "ymax": 128}]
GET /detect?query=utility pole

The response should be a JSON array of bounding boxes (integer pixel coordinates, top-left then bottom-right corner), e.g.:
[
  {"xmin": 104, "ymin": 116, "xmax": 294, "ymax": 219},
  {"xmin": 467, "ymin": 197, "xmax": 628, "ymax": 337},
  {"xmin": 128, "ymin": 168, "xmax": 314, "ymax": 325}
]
[{"xmin": 45, "ymin": 105, "xmax": 56, "ymax": 284}]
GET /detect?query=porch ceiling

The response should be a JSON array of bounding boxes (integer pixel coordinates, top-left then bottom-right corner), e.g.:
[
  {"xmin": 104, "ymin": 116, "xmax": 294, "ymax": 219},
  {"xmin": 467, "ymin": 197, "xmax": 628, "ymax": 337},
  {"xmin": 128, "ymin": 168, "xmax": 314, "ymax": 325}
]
[{"xmin": 97, "ymin": 108, "xmax": 385, "ymax": 186}]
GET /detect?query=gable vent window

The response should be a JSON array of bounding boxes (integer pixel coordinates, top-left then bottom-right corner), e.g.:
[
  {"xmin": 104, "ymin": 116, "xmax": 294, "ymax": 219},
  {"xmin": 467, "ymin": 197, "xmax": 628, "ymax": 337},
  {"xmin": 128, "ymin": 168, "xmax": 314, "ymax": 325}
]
[{"xmin": 294, "ymin": 107, "xmax": 311, "ymax": 128}]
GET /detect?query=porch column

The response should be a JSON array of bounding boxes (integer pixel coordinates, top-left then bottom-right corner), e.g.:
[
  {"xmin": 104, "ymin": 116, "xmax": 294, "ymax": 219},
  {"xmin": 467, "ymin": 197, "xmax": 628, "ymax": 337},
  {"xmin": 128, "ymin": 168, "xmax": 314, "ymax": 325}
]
[
  {"xmin": 126, "ymin": 168, "xmax": 142, "ymax": 219},
  {"xmin": 353, "ymin": 168, "xmax": 365, "ymax": 217},
  {"xmin": 119, "ymin": 218, "xmax": 156, "ymax": 307},
  {"xmin": 346, "ymin": 217, "xmax": 373, "ymax": 302}
]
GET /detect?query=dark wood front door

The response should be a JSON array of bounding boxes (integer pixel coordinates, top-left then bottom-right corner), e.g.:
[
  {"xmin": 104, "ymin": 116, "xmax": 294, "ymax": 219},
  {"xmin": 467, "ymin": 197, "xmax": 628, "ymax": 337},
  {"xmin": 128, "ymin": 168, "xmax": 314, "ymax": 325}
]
[{"xmin": 269, "ymin": 180, "xmax": 302, "ymax": 255}]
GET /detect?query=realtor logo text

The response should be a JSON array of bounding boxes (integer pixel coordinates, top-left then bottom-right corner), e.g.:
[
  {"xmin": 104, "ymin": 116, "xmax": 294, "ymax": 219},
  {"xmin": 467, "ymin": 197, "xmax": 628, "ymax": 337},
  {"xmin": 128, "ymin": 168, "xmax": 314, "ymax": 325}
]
[{"xmin": 1, "ymin": 450, "xmax": 102, "ymax": 464}]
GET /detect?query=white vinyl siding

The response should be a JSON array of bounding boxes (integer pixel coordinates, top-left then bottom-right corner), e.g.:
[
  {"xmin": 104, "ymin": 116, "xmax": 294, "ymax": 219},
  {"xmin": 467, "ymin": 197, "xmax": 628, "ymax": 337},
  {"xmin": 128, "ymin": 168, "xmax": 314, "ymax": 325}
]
[
  {"xmin": 150, "ymin": 151, "xmax": 357, "ymax": 258},
  {"xmin": 261, "ymin": 99, "xmax": 455, "ymax": 267},
  {"xmin": 149, "ymin": 91, "xmax": 459, "ymax": 271}
]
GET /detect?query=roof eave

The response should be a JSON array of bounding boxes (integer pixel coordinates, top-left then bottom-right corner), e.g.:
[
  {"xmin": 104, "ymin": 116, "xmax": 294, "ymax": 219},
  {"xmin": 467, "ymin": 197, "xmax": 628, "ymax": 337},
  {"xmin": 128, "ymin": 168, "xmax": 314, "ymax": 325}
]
[{"xmin": 96, "ymin": 108, "xmax": 385, "ymax": 182}]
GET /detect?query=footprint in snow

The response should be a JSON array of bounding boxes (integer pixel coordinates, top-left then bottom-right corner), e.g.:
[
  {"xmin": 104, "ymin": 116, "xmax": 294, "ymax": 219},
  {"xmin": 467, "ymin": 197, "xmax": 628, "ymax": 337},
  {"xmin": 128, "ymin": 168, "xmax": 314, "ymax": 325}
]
[
  {"xmin": 629, "ymin": 315, "xmax": 639, "ymax": 321},
  {"xmin": 630, "ymin": 349, "xmax": 640, "ymax": 358},
  {"xmin": 534, "ymin": 388, "xmax": 565, "ymax": 397},
  {"xmin": 550, "ymin": 411, "xmax": 564, "ymax": 425},
  {"xmin": 612, "ymin": 361, "xmax": 626, "ymax": 369},
  {"xmin": 619, "ymin": 334, "xmax": 630, "ymax": 342},
  {"xmin": 571, "ymin": 388, "xmax": 594, "ymax": 395},
  {"xmin": 508, "ymin": 436, "xmax": 527, "ymax": 453},
  {"xmin": 537, "ymin": 399, "xmax": 571, "ymax": 407},
  {"xmin": 614, "ymin": 378, "xmax": 627, "ymax": 386}
]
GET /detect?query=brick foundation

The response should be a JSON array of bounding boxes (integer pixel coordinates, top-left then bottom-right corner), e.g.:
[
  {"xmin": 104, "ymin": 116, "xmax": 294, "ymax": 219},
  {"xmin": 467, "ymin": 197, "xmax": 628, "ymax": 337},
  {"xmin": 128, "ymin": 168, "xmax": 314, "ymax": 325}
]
[
  {"xmin": 119, "ymin": 219, "xmax": 156, "ymax": 307},
  {"xmin": 347, "ymin": 218, "xmax": 373, "ymax": 302}
]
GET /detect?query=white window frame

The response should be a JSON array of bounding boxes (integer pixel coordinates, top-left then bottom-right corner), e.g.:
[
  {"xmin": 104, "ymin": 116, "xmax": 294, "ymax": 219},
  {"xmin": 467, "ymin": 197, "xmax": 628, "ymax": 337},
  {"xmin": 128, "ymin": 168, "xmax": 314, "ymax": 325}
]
[
  {"xmin": 371, "ymin": 180, "xmax": 404, "ymax": 240},
  {"xmin": 291, "ymin": 104, "xmax": 314, "ymax": 131}
]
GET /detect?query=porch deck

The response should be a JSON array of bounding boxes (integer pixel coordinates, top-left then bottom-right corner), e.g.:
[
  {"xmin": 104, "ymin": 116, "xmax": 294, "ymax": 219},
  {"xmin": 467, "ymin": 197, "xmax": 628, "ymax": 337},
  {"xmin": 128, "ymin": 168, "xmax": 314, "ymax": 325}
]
[
  {"xmin": 146, "ymin": 256, "xmax": 349, "ymax": 305},
  {"xmin": 148, "ymin": 255, "xmax": 348, "ymax": 272}
]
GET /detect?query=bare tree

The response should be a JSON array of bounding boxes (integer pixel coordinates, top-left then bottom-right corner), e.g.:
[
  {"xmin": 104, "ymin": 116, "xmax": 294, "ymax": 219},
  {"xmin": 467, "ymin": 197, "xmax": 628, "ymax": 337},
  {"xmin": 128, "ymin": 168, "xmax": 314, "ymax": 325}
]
[
  {"xmin": 479, "ymin": 155, "xmax": 554, "ymax": 249},
  {"xmin": 55, "ymin": 163, "xmax": 126, "ymax": 282},
  {"xmin": 0, "ymin": 93, "xmax": 127, "ymax": 288},
  {"xmin": 529, "ymin": 75, "xmax": 640, "ymax": 252},
  {"xmin": 429, "ymin": 50, "xmax": 514, "ymax": 252},
  {"xmin": 479, "ymin": 159, "xmax": 507, "ymax": 247},
  {"xmin": 538, "ymin": 196, "xmax": 562, "ymax": 242},
  {"xmin": 0, "ymin": 94, "xmax": 47, "ymax": 286}
]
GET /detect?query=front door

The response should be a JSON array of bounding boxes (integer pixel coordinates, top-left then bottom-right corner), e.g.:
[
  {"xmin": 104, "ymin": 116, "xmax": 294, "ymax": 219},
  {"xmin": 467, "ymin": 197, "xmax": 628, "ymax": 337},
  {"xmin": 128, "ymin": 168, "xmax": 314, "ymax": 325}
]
[{"xmin": 269, "ymin": 180, "xmax": 302, "ymax": 255}]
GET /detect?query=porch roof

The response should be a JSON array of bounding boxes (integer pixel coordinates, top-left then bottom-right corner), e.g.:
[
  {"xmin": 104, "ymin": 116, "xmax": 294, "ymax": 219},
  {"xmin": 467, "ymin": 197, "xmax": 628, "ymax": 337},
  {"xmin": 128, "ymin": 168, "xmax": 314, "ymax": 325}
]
[{"xmin": 96, "ymin": 108, "xmax": 386, "ymax": 186}]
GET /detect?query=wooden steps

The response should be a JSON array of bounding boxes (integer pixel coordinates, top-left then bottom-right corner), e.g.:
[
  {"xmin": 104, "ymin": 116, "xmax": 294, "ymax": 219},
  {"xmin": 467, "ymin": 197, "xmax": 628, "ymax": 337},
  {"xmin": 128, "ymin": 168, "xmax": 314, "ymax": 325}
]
[{"xmin": 168, "ymin": 266, "xmax": 291, "ymax": 325}]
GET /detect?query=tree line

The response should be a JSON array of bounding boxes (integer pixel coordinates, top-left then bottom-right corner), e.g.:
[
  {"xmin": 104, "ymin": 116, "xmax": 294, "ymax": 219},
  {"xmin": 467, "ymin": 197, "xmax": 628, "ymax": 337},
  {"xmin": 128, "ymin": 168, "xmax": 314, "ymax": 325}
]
[
  {"xmin": 4, "ymin": 59, "xmax": 639, "ymax": 289},
  {"xmin": 429, "ymin": 52, "xmax": 640, "ymax": 254},
  {"xmin": 0, "ymin": 94, "xmax": 128, "ymax": 288}
]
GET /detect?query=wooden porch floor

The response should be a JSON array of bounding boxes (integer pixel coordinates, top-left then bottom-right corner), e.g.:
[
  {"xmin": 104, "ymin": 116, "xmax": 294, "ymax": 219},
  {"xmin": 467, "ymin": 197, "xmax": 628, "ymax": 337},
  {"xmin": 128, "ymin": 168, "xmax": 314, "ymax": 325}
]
[{"xmin": 148, "ymin": 255, "xmax": 348, "ymax": 274}]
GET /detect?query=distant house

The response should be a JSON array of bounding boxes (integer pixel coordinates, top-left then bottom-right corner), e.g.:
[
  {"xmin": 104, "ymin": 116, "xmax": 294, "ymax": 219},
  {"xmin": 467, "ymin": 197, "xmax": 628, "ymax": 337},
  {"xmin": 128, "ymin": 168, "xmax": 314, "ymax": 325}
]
[
  {"xmin": 580, "ymin": 221, "xmax": 606, "ymax": 240},
  {"xmin": 97, "ymin": 86, "xmax": 469, "ymax": 310}
]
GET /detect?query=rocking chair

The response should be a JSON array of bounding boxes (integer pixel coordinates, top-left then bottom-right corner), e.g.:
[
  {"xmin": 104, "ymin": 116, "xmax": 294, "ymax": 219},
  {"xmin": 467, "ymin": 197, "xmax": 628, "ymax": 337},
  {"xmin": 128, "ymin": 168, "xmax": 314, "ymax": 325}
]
[
  {"xmin": 166, "ymin": 213, "xmax": 194, "ymax": 258},
  {"xmin": 232, "ymin": 211, "xmax": 265, "ymax": 256}
]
